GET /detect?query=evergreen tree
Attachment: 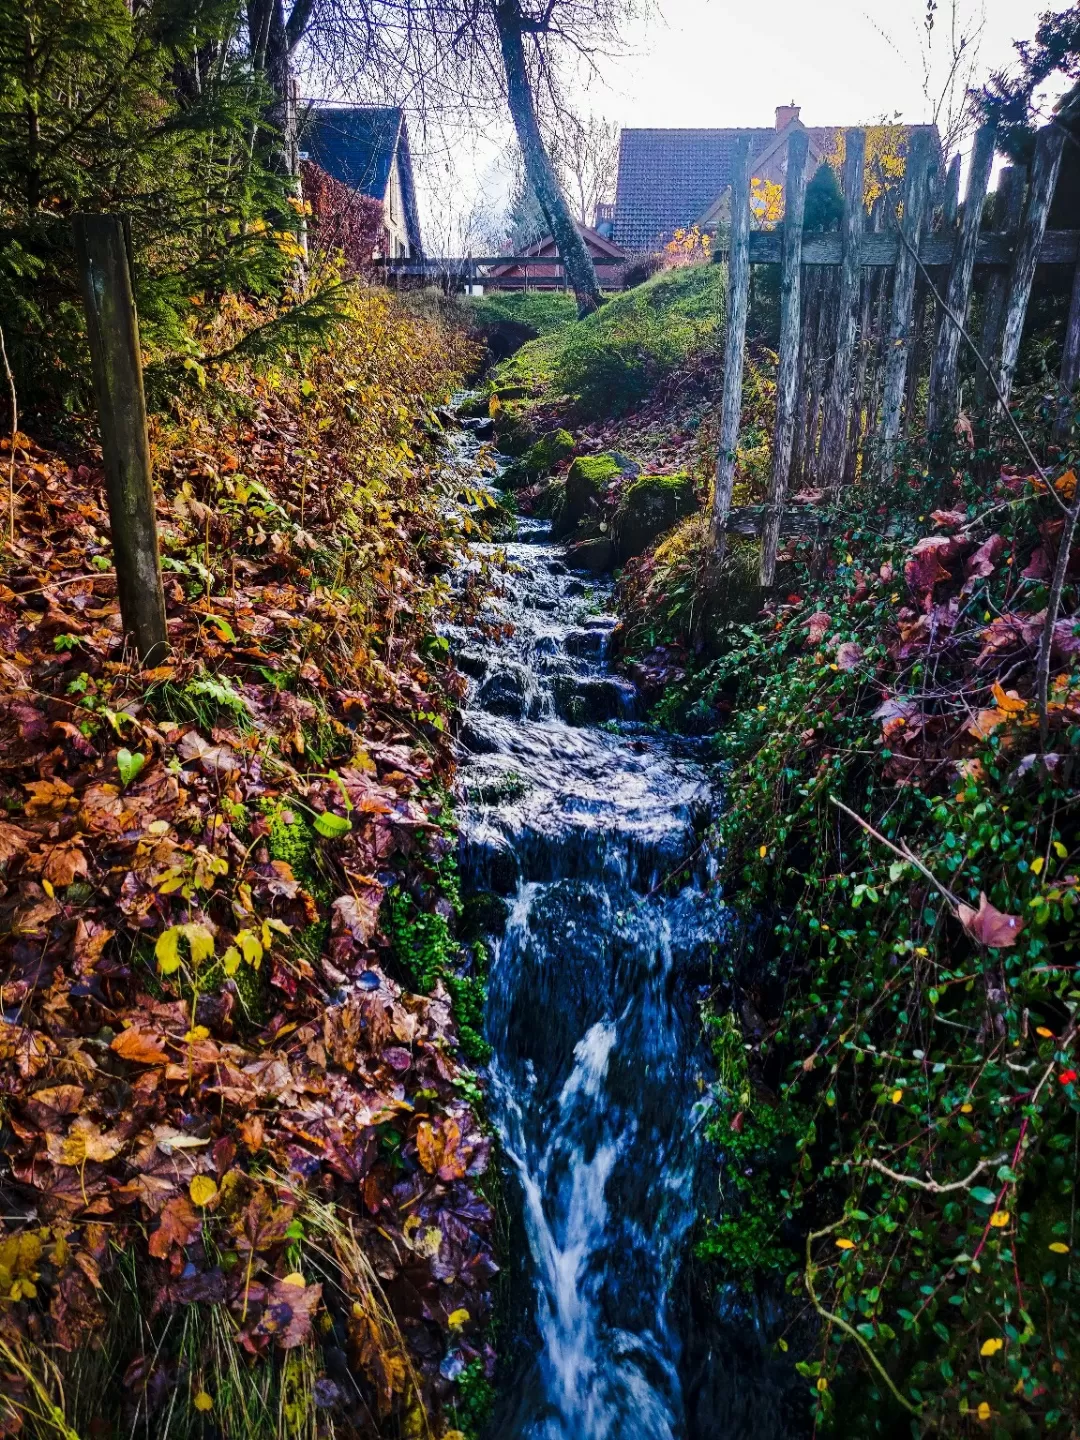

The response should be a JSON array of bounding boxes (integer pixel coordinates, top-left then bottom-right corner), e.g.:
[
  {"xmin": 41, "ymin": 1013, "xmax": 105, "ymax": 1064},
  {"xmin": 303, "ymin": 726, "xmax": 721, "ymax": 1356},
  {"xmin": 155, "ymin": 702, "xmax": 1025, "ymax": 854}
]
[
  {"xmin": 0, "ymin": 0, "xmax": 292, "ymax": 406},
  {"xmin": 803, "ymin": 162, "xmax": 844, "ymax": 232}
]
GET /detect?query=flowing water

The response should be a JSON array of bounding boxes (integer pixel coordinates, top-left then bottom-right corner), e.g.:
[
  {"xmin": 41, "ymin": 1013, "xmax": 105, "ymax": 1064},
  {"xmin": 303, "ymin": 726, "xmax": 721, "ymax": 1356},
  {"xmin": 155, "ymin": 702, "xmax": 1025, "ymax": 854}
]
[{"xmin": 446, "ymin": 416, "xmax": 729, "ymax": 1439}]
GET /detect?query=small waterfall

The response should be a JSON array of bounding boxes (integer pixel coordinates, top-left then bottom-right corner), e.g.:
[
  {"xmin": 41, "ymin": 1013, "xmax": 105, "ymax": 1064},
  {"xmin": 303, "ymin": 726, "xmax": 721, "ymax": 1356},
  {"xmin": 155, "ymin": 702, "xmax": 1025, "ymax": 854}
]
[{"xmin": 448, "ymin": 415, "xmax": 726, "ymax": 1438}]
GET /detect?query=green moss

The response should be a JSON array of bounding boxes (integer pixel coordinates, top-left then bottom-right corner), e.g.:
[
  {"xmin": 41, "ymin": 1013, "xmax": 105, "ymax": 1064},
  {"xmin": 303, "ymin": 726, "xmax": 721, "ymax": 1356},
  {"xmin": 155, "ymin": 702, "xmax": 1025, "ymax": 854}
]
[
  {"xmin": 551, "ymin": 453, "xmax": 619, "ymax": 539},
  {"xmin": 499, "ymin": 427, "xmax": 575, "ymax": 490},
  {"xmin": 613, "ymin": 471, "xmax": 697, "ymax": 561}
]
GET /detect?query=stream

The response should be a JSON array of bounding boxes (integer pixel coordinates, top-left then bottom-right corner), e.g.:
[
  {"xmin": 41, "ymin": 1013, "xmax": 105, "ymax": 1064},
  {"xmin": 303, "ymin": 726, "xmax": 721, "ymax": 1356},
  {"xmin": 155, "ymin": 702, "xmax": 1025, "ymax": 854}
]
[{"xmin": 445, "ymin": 413, "xmax": 735, "ymax": 1439}]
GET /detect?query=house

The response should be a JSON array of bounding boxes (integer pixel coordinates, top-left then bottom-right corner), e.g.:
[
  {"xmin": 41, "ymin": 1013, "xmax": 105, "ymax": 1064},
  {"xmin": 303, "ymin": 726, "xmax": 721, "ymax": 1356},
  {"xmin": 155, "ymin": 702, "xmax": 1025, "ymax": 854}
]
[
  {"xmin": 613, "ymin": 105, "xmax": 939, "ymax": 252},
  {"xmin": 301, "ymin": 105, "xmax": 423, "ymax": 259},
  {"xmin": 485, "ymin": 222, "xmax": 631, "ymax": 290}
]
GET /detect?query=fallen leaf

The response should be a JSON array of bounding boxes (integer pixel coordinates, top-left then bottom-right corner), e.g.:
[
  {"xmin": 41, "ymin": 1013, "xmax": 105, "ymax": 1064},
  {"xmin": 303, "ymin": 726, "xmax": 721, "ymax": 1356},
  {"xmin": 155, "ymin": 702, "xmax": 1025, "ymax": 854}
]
[
  {"xmin": 111, "ymin": 1027, "xmax": 170, "ymax": 1066},
  {"xmin": 189, "ymin": 1176, "xmax": 218, "ymax": 1208},
  {"xmin": 956, "ymin": 893, "xmax": 1024, "ymax": 948}
]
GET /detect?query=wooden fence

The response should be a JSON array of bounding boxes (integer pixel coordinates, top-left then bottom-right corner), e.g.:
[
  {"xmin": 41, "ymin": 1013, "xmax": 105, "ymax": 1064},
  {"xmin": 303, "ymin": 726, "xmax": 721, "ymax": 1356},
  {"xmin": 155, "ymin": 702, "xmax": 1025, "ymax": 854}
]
[{"xmin": 708, "ymin": 121, "xmax": 1073, "ymax": 586}]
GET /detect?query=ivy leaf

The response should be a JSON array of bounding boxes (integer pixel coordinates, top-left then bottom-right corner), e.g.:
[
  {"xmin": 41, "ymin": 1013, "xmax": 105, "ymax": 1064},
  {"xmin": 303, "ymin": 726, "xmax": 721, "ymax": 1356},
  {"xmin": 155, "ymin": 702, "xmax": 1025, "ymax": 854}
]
[
  {"xmin": 116, "ymin": 748, "xmax": 146, "ymax": 789},
  {"xmin": 970, "ymin": 1186, "xmax": 998, "ymax": 1206},
  {"xmin": 314, "ymin": 811, "xmax": 352, "ymax": 839}
]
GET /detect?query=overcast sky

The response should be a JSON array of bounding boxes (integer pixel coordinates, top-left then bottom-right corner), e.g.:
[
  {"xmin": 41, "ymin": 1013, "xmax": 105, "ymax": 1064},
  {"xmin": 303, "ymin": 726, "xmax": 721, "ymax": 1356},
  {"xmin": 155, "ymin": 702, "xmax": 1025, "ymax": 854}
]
[{"xmin": 411, "ymin": 0, "xmax": 1073, "ymax": 248}]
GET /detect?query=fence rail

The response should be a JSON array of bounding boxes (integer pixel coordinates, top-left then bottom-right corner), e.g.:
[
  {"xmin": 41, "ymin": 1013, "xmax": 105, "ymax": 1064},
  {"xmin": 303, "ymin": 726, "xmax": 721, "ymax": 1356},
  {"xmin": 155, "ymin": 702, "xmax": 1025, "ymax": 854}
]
[{"xmin": 707, "ymin": 120, "xmax": 1074, "ymax": 586}]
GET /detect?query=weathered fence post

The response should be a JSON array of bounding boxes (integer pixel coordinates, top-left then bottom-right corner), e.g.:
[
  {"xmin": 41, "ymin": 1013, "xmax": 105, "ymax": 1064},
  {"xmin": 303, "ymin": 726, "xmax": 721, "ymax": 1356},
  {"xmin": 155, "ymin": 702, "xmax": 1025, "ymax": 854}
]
[
  {"xmin": 1055, "ymin": 229, "xmax": 1080, "ymax": 442},
  {"xmin": 820, "ymin": 129, "xmax": 866, "ymax": 494},
  {"xmin": 997, "ymin": 123, "xmax": 1065, "ymax": 407},
  {"xmin": 926, "ymin": 124, "xmax": 996, "ymax": 435},
  {"xmin": 941, "ymin": 154, "xmax": 961, "ymax": 229},
  {"xmin": 709, "ymin": 135, "xmax": 752, "ymax": 562},
  {"xmin": 73, "ymin": 214, "xmax": 168, "ymax": 665},
  {"xmin": 878, "ymin": 129, "xmax": 932, "ymax": 469},
  {"xmin": 760, "ymin": 128, "xmax": 809, "ymax": 588},
  {"xmin": 974, "ymin": 166, "xmax": 1025, "ymax": 408}
]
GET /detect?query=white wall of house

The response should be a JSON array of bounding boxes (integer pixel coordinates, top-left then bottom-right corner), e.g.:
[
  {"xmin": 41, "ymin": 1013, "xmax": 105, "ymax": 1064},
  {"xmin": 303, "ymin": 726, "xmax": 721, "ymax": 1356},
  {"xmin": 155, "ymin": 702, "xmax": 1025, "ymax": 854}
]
[{"xmin": 384, "ymin": 149, "xmax": 412, "ymax": 259}]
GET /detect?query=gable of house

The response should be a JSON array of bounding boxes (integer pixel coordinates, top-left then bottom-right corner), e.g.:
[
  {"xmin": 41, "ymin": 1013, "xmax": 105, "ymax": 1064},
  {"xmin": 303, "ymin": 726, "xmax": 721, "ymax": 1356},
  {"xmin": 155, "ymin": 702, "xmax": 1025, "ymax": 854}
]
[{"xmin": 302, "ymin": 105, "xmax": 423, "ymax": 258}]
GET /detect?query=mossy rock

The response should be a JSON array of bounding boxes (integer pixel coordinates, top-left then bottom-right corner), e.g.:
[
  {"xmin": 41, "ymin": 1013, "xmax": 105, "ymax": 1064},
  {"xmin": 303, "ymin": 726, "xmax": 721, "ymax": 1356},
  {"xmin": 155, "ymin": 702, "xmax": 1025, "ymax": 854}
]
[
  {"xmin": 500, "ymin": 427, "xmax": 575, "ymax": 490},
  {"xmin": 492, "ymin": 402, "xmax": 534, "ymax": 457},
  {"xmin": 613, "ymin": 472, "xmax": 698, "ymax": 561},
  {"xmin": 493, "ymin": 383, "xmax": 530, "ymax": 401},
  {"xmin": 552, "ymin": 453, "xmax": 620, "ymax": 539}
]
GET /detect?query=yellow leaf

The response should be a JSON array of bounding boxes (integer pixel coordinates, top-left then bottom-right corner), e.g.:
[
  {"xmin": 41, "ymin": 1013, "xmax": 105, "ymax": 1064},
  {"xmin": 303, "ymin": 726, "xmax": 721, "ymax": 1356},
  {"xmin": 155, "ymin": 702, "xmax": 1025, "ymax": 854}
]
[
  {"xmin": 759, "ymin": 845, "xmax": 767, "ymax": 858},
  {"xmin": 447, "ymin": 1307, "xmax": 470, "ymax": 1331},
  {"xmin": 189, "ymin": 1176, "xmax": 218, "ymax": 1208},
  {"xmin": 222, "ymin": 946, "xmax": 241, "ymax": 976},
  {"xmin": 183, "ymin": 1026, "xmax": 210, "ymax": 1043},
  {"xmin": 890, "ymin": 1089, "xmax": 903, "ymax": 1104},
  {"xmin": 156, "ymin": 926, "xmax": 183, "ymax": 975},
  {"xmin": 977, "ymin": 1402, "xmax": 991, "ymax": 1420},
  {"xmin": 183, "ymin": 923, "xmax": 215, "ymax": 966},
  {"xmin": 960, "ymin": 1103, "xmax": 973, "ymax": 1113},
  {"xmin": 193, "ymin": 1391, "xmax": 213, "ymax": 1412},
  {"xmin": 777, "ymin": 1337, "xmax": 789, "ymax": 1352},
  {"xmin": 282, "ymin": 1271, "xmax": 307, "ymax": 1287},
  {"xmin": 42, "ymin": 878, "xmax": 54, "ymax": 899},
  {"xmin": 989, "ymin": 1210, "xmax": 1010, "ymax": 1228},
  {"xmin": 1049, "ymin": 1242, "xmax": 1070, "ymax": 1254},
  {"xmin": 816, "ymin": 1377, "xmax": 829, "ymax": 1392},
  {"xmin": 237, "ymin": 928, "xmax": 263, "ymax": 968},
  {"xmin": 1054, "ymin": 839, "xmax": 1068, "ymax": 858},
  {"xmin": 834, "ymin": 1238, "xmax": 856, "ymax": 1250},
  {"xmin": 1031, "ymin": 855, "xmax": 1045, "ymax": 875},
  {"xmin": 1036, "ymin": 1026, "xmax": 1054, "ymax": 1038}
]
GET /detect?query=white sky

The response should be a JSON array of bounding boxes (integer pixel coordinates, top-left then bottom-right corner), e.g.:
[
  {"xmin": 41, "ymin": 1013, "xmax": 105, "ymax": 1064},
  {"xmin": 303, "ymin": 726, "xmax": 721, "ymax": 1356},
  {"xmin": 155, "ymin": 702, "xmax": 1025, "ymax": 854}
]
[{"xmin": 408, "ymin": 0, "xmax": 1075, "ymax": 249}]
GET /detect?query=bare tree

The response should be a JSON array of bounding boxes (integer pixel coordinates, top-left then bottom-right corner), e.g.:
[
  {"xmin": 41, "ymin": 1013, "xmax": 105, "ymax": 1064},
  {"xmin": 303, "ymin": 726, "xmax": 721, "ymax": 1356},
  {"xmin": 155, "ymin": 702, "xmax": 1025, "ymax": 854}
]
[
  {"xmin": 277, "ymin": 0, "xmax": 636, "ymax": 314},
  {"xmin": 556, "ymin": 111, "xmax": 619, "ymax": 226}
]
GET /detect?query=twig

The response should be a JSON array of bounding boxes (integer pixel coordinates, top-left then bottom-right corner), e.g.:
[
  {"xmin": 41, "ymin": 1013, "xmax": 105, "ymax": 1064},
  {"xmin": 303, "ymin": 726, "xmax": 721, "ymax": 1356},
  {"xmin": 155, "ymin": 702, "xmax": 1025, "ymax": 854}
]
[
  {"xmin": 0, "ymin": 324, "xmax": 17, "ymax": 545},
  {"xmin": 867, "ymin": 1152, "xmax": 1005, "ymax": 1193},
  {"xmin": 1036, "ymin": 485, "xmax": 1080, "ymax": 743},
  {"xmin": 804, "ymin": 1220, "xmax": 922, "ymax": 1416},
  {"xmin": 829, "ymin": 795, "xmax": 962, "ymax": 910}
]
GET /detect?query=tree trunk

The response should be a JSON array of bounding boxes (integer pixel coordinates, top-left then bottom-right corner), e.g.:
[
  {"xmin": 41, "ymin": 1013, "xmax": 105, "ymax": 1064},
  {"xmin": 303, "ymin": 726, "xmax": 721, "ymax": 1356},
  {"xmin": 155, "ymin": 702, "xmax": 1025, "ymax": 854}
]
[
  {"xmin": 247, "ymin": 0, "xmax": 307, "ymax": 260},
  {"xmin": 495, "ymin": 2, "xmax": 601, "ymax": 317}
]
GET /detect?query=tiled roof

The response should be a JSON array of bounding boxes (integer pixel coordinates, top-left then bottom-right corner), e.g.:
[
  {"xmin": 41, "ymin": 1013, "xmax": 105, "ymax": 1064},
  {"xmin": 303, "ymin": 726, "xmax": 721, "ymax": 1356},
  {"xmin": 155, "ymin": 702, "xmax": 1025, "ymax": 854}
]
[
  {"xmin": 614, "ymin": 127, "xmax": 776, "ymax": 250},
  {"xmin": 301, "ymin": 105, "xmax": 424, "ymax": 254},
  {"xmin": 612, "ymin": 124, "xmax": 936, "ymax": 251}
]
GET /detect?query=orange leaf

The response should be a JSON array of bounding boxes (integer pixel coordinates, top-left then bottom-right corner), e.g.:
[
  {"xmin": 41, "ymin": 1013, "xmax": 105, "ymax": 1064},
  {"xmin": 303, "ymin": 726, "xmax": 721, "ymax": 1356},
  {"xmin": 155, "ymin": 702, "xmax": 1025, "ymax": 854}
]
[{"xmin": 111, "ymin": 1026, "xmax": 170, "ymax": 1066}]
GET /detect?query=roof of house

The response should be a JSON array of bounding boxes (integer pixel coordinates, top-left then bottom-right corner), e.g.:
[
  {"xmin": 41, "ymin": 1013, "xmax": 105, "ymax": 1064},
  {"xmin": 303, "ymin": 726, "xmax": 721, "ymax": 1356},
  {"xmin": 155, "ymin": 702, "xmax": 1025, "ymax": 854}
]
[
  {"xmin": 301, "ymin": 105, "xmax": 423, "ymax": 254},
  {"xmin": 486, "ymin": 223, "xmax": 629, "ymax": 275},
  {"xmin": 613, "ymin": 122, "xmax": 938, "ymax": 251}
]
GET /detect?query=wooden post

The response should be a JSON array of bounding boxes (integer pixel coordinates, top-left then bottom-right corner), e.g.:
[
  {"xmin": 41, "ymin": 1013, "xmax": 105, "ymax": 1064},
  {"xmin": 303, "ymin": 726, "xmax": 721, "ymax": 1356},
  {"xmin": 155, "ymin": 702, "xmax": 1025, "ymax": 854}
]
[
  {"xmin": 878, "ymin": 130, "xmax": 932, "ymax": 467},
  {"xmin": 709, "ymin": 136, "xmax": 752, "ymax": 560},
  {"xmin": 1054, "ymin": 253, "xmax": 1080, "ymax": 442},
  {"xmin": 926, "ymin": 124, "xmax": 996, "ymax": 435},
  {"xmin": 974, "ymin": 166, "xmax": 1025, "ymax": 408},
  {"xmin": 72, "ymin": 214, "xmax": 167, "ymax": 665},
  {"xmin": 760, "ymin": 129, "xmax": 809, "ymax": 587},
  {"xmin": 998, "ymin": 124, "xmax": 1065, "ymax": 406},
  {"xmin": 820, "ymin": 129, "xmax": 866, "ymax": 494},
  {"xmin": 941, "ymin": 153, "xmax": 961, "ymax": 229}
]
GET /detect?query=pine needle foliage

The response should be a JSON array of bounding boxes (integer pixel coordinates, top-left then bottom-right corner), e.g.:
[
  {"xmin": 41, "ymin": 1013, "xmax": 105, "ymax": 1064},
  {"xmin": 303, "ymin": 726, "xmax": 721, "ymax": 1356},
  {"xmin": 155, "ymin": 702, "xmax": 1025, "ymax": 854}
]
[{"xmin": 0, "ymin": 0, "xmax": 293, "ymax": 407}]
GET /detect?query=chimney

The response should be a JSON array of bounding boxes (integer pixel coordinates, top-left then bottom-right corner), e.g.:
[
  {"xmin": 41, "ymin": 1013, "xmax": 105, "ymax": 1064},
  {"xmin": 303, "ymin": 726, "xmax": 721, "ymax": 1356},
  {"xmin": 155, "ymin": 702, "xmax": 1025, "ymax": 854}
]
[{"xmin": 775, "ymin": 102, "xmax": 801, "ymax": 130}]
